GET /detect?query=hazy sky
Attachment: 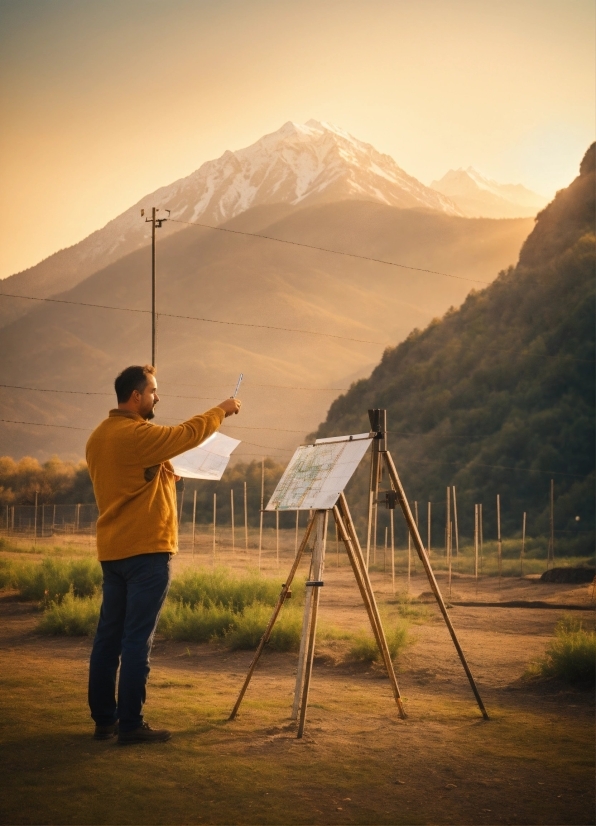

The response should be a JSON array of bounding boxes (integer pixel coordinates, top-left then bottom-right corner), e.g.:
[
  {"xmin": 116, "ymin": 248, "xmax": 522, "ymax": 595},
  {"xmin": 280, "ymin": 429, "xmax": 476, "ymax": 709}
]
[{"xmin": 0, "ymin": 0, "xmax": 594, "ymax": 279}]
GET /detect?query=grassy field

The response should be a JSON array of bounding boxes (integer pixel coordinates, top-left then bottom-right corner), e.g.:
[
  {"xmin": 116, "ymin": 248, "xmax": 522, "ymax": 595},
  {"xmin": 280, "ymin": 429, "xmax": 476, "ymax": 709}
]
[{"xmin": 0, "ymin": 534, "xmax": 594, "ymax": 825}]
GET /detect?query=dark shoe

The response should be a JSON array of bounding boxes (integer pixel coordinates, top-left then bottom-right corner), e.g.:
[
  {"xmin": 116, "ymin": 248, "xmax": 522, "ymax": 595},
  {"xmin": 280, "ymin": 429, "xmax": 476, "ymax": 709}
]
[
  {"xmin": 117, "ymin": 722, "xmax": 171, "ymax": 745},
  {"xmin": 93, "ymin": 722, "xmax": 119, "ymax": 740}
]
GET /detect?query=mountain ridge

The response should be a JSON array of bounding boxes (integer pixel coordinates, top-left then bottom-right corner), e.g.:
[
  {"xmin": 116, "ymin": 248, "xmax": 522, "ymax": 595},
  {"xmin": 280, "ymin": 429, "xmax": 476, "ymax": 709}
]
[{"xmin": 313, "ymin": 144, "xmax": 595, "ymax": 542}]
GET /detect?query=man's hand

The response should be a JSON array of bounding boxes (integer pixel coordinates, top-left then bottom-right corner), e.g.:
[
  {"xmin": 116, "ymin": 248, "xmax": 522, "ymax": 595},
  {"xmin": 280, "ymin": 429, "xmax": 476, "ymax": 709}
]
[{"xmin": 217, "ymin": 398, "xmax": 241, "ymax": 417}]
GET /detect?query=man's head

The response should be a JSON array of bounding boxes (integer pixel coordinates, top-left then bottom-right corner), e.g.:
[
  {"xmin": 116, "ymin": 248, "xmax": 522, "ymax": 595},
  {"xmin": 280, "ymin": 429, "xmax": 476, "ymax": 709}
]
[{"xmin": 114, "ymin": 365, "xmax": 159, "ymax": 420}]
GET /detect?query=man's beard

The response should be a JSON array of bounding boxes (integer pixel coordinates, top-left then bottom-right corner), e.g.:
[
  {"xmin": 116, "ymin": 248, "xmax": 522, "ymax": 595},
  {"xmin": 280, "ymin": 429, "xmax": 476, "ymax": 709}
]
[{"xmin": 144, "ymin": 406, "xmax": 156, "ymax": 421}]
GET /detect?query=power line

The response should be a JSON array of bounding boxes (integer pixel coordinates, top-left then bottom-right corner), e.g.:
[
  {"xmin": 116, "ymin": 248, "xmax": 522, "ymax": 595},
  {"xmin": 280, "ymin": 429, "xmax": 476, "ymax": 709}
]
[
  {"xmin": 160, "ymin": 381, "xmax": 350, "ymax": 392},
  {"xmin": 0, "ymin": 292, "xmax": 386, "ymax": 346},
  {"xmin": 0, "ymin": 418, "xmax": 90, "ymax": 431},
  {"xmin": 413, "ymin": 457, "xmax": 590, "ymax": 479},
  {"xmin": 168, "ymin": 217, "xmax": 492, "ymax": 286},
  {"xmin": 0, "ymin": 383, "xmax": 221, "ymax": 401}
]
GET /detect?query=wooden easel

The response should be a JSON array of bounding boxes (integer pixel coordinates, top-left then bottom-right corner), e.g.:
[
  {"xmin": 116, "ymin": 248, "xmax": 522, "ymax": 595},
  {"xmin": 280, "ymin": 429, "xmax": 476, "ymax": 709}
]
[{"xmin": 229, "ymin": 434, "xmax": 489, "ymax": 738}]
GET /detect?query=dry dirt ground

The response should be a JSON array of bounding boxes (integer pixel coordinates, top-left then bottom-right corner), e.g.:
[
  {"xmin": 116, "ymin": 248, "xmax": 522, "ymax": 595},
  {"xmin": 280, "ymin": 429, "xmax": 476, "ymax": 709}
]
[{"xmin": 0, "ymin": 547, "xmax": 594, "ymax": 826}]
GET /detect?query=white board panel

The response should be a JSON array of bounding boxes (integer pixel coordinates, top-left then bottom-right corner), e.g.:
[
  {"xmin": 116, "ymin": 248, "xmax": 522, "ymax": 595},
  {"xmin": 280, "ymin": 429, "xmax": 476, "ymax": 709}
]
[
  {"xmin": 171, "ymin": 432, "xmax": 241, "ymax": 480},
  {"xmin": 266, "ymin": 434, "xmax": 371, "ymax": 511}
]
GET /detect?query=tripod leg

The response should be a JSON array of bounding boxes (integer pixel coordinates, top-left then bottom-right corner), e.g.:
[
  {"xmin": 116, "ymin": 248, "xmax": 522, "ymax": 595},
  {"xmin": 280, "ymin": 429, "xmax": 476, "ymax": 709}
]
[
  {"xmin": 335, "ymin": 498, "xmax": 407, "ymax": 719},
  {"xmin": 383, "ymin": 452, "xmax": 490, "ymax": 720},
  {"xmin": 297, "ymin": 579, "xmax": 322, "ymax": 738},
  {"xmin": 229, "ymin": 511, "xmax": 317, "ymax": 721},
  {"xmin": 293, "ymin": 511, "xmax": 329, "ymax": 737},
  {"xmin": 291, "ymin": 555, "xmax": 314, "ymax": 719}
]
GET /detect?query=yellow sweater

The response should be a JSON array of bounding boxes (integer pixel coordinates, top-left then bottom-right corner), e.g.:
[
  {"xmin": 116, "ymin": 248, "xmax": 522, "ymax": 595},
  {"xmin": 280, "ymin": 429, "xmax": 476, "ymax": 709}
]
[{"xmin": 86, "ymin": 407, "xmax": 225, "ymax": 561}]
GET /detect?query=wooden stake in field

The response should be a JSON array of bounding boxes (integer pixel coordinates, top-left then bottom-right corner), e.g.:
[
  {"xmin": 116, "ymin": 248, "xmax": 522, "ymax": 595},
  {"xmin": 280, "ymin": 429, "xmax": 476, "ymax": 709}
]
[
  {"xmin": 497, "ymin": 494, "xmax": 502, "ymax": 584},
  {"xmin": 212, "ymin": 493, "xmax": 217, "ymax": 562},
  {"xmin": 295, "ymin": 510, "xmax": 299, "ymax": 553},
  {"xmin": 390, "ymin": 507, "xmax": 395, "ymax": 595},
  {"xmin": 479, "ymin": 503, "xmax": 484, "ymax": 574},
  {"xmin": 548, "ymin": 479, "xmax": 555, "ymax": 569},
  {"xmin": 448, "ymin": 520, "xmax": 453, "ymax": 597},
  {"xmin": 384, "ymin": 526, "xmax": 388, "ymax": 574},
  {"xmin": 243, "ymin": 481, "xmax": 248, "ymax": 555},
  {"xmin": 407, "ymin": 529, "xmax": 411, "ymax": 593},
  {"xmin": 474, "ymin": 504, "xmax": 479, "ymax": 592},
  {"xmin": 75, "ymin": 503, "xmax": 80, "ymax": 533},
  {"xmin": 258, "ymin": 458, "xmax": 264, "ymax": 571},
  {"xmin": 192, "ymin": 490, "xmax": 197, "ymax": 559},
  {"xmin": 445, "ymin": 487, "xmax": 451, "ymax": 558},
  {"xmin": 521, "ymin": 511, "xmax": 526, "ymax": 577},
  {"xmin": 427, "ymin": 501, "xmax": 431, "ymax": 557},
  {"xmin": 275, "ymin": 509, "xmax": 279, "ymax": 566},
  {"xmin": 452, "ymin": 486, "xmax": 459, "ymax": 566},
  {"xmin": 336, "ymin": 519, "xmax": 340, "ymax": 567},
  {"xmin": 33, "ymin": 490, "xmax": 38, "ymax": 549},
  {"xmin": 231, "ymin": 489, "xmax": 235, "ymax": 554}
]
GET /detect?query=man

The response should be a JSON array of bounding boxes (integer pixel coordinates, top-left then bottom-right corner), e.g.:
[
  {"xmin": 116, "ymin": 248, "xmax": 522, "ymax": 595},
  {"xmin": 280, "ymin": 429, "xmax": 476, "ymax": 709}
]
[{"xmin": 86, "ymin": 364, "xmax": 241, "ymax": 744}]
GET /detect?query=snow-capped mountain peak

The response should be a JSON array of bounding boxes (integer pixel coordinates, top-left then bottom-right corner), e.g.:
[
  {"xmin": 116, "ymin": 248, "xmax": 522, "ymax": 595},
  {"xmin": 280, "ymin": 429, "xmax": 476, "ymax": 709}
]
[
  {"xmin": 431, "ymin": 167, "xmax": 547, "ymax": 218},
  {"xmin": 0, "ymin": 120, "xmax": 461, "ymax": 327}
]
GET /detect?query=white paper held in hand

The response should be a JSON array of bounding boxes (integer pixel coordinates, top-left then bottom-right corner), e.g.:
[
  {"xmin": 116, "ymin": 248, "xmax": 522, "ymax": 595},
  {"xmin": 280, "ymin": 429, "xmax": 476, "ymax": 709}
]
[
  {"xmin": 171, "ymin": 432, "xmax": 241, "ymax": 480},
  {"xmin": 266, "ymin": 433, "xmax": 371, "ymax": 511}
]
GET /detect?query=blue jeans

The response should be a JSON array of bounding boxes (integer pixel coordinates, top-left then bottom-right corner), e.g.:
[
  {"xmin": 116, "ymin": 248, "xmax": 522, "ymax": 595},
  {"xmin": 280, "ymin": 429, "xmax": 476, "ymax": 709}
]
[{"xmin": 88, "ymin": 552, "xmax": 172, "ymax": 733}]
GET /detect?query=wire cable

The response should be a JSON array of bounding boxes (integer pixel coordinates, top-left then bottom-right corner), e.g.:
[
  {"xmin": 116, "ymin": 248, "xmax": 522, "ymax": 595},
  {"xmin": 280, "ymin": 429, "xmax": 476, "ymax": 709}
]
[
  {"xmin": 168, "ymin": 217, "xmax": 492, "ymax": 286},
  {"xmin": 0, "ymin": 292, "xmax": 386, "ymax": 346}
]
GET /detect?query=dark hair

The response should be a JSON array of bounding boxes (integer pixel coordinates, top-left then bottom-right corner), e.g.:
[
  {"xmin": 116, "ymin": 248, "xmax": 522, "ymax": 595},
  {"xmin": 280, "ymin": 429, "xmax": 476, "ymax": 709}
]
[{"xmin": 114, "ymin": 365, "xmax": 156, "ymax": 403}]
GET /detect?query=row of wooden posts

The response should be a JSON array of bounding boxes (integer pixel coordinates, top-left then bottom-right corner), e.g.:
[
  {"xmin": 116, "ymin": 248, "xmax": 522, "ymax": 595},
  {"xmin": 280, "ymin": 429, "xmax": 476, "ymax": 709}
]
[
  {"xmin": 178, "ymin": 478, "xmax": 557, "ymax": 591},
  {"xmin": 4, "ymin": 497, "xmax": 97, "ymax": 546}
]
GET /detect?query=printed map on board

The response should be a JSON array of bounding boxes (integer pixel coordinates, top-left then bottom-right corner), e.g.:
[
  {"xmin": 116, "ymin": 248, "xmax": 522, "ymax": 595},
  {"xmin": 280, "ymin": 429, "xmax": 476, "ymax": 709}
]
[{"xmin": 266, "ymin": 434, "xmax": 371, "ymax": 511}]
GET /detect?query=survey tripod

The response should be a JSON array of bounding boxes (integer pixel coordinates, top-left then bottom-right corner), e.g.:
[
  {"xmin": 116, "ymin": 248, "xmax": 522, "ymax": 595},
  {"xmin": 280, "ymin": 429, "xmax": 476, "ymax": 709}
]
[{"xmin": 229, "ymin": 413, "xmax": 489, "ymax": 738}]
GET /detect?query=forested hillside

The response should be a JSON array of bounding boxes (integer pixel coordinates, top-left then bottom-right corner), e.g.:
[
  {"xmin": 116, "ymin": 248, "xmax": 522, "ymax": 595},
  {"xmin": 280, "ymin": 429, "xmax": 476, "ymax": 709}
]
[{"xmin": 313, "ymin": 144, "xmax": 595, "ymax": 551}]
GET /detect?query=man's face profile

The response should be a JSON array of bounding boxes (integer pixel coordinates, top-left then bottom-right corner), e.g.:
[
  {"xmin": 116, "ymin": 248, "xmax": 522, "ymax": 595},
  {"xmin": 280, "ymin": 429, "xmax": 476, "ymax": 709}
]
[{"xmin": 137, "ymin": 375, "xmax": 159, "ymax": 420}]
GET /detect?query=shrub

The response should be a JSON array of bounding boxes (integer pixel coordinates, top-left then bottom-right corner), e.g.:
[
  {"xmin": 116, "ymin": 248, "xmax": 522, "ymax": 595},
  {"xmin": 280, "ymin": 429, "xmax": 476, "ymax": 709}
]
[
  {"xmin": 348, "ymin": 620, "xmax": 410, "ymax": 663},
  {"xmin": 526, "ymin": 615, "xmax": 596, "ymax": 687},
  {"xmin": 38, "ymin": 590, "xmax": 100, "ymax": 636}
]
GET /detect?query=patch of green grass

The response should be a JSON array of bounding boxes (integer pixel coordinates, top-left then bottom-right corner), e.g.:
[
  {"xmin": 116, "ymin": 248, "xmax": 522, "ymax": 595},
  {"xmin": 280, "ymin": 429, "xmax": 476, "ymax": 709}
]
[
  {"xmin": 347, "ymin": 619, "xmax": 410, "ymax": 663},
  {"xmin": 525, "ymin": 615, "xmax": 596, "ymax": 687},
  {"xmin": 15, "ymin": 558, "xmax": 102, "ymax": 604},
  {"xmin": 0, "ymin": 556, "xmax": 102, "ymax": 603},
  {"xmin": 390, "ymin": 591, "xmax": 432, "ymax": 622},
  {"xmin": 223, "ymin": 600, "xmax": 304, "ymax": 651},
  {"xmin": 38, "ymin": 590, "xmax": 101, "ymax": 636},
  {"xmin": 158, "ymin": 600, "xmax": 236, "ymax": 642},
  {"xmin": 168, "ymin": 566, "xmax": 304, "ymax": 610}
]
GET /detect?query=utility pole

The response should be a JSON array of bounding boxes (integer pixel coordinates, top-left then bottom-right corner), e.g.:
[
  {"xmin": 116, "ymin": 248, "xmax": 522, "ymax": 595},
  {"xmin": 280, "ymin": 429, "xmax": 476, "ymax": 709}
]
[{"xmin": 141, "ymin": 207, "xmax": 170, "ymax": 366}]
